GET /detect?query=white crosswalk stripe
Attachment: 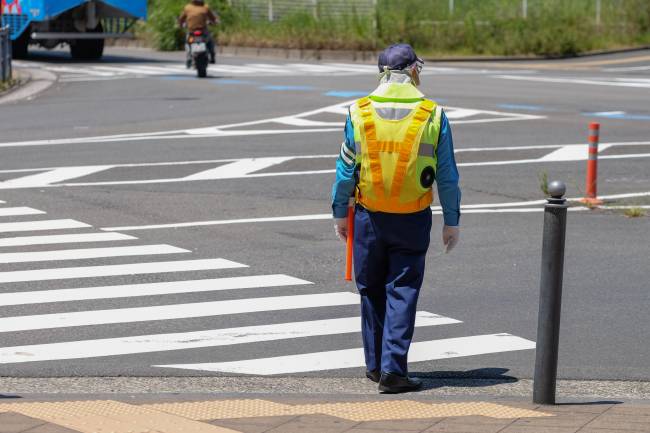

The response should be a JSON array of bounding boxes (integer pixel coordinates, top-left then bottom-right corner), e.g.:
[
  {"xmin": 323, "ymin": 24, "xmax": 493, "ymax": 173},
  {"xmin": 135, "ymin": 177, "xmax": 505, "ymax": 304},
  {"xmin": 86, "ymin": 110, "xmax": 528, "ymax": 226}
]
[
  {"xmin": 12, "ymin": 61, "xmax": 531, "ymax": 82},
  {"xmin": 0, "ymin": 232, "xmax": 136, "ymax": 248},
  {"xmin": 0, "ymin": 219, "xmax": 91, "ymax": 233},
  {"xmin": 0, "ymin": 312, "xmax": 458, "ymax": 364},
  {"xmin": 0, "ymin": 258, "xmax": 246, "ymax": 283},
  {"xmin": 158, "ymin": 334, "xmax": 537, "ymax": 375},
  {"xmin": 0, "ymin": 207, "xmax": 46, "ymax": 217},
  {"xmin": 0, "ymin": 244, "xmax": 188, "ymax": 264},
  {"xmin": 0, "ymin": 198, "xmax": 535, "ymax": 374}
]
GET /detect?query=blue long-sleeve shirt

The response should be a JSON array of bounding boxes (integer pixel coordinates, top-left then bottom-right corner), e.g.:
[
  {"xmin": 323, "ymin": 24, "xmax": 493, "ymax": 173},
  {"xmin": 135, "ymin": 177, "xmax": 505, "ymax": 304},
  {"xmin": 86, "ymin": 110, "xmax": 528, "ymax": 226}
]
[{"xmin": 331, "ymin": 111, "xmax": 461, "ymax": 226}]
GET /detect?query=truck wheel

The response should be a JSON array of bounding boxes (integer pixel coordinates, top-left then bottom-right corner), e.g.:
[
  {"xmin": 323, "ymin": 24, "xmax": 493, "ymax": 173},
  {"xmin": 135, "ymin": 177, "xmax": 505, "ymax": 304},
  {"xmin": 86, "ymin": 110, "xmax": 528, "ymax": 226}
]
[
  {"xmin": 196, "ymin": 55, "xmax": 208, "ymax": 78},
  {"xmin": 11, "ymin": 30, "xmax": 29, "ymax": 59},
  {"xmin": 70, "ymin": 24, "xmax": 104, "ymax": 60}
]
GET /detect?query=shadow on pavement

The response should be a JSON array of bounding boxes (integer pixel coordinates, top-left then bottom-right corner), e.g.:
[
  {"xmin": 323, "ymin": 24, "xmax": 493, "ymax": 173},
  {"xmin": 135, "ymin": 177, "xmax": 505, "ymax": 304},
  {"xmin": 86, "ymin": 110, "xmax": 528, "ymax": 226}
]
[
  {"xmin": 413, "ymin": 368, "xmax": 519, "ymax": 389},
  {"xmin": 21, "ymin": 50, "xmax": 172, "ymax": 64}
]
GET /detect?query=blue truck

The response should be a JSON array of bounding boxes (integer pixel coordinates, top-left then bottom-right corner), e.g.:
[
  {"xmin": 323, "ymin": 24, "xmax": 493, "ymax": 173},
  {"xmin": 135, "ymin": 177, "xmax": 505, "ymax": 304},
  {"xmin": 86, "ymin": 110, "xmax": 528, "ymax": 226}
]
[{"xmin": 1, "ymin": 0, "xmax": 147, "ymax": 59}]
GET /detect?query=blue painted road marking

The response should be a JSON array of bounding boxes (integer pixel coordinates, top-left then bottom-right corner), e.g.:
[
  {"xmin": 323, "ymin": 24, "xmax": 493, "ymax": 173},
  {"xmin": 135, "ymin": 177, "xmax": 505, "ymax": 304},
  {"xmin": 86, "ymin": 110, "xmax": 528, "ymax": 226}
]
[
  {"xmin": 584, "ymin": 111, "xmax": 650, "ymax": 121},
  {"xmin": 260, "ymin": 85, "xmax": 315, "ymax": 91},
  {"xmin": 497, "ymin": 103, "xmax": 547, "ymax": 111},
  {"xmin": 324, "ymin": 91, "xmax": 369, "ymax": 98}
]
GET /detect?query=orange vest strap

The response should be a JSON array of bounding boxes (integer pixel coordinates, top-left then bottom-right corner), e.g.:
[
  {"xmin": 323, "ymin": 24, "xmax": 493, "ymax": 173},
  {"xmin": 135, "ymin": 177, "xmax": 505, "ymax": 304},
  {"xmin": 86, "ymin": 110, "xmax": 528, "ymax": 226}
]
[
  {"xmin": 357, "ymin": 98, "xmax": 385, "ymax": 200},
  {"xmin": 388, "ymin": 99, "xmax": 435, "ymax": 202}
]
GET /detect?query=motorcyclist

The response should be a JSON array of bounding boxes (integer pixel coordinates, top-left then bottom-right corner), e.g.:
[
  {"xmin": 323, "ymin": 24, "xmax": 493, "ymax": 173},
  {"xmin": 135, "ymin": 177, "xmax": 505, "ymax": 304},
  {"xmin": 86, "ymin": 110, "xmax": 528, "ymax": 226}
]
[{"xmin": 178, "ymin": 0, "xmax": 219, "ymax": 65}]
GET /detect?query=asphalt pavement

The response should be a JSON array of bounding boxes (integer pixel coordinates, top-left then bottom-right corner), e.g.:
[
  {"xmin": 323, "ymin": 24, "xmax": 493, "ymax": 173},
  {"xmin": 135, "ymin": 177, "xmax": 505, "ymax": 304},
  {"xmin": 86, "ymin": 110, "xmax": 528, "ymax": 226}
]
[{"xmin": 0, "ymin": 47, "xmax": 648, "ymax": 391}]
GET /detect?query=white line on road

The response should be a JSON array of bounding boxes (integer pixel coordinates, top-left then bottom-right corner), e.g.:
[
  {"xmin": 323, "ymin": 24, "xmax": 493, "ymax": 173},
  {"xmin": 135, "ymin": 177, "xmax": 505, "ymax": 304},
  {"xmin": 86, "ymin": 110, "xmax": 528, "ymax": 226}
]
[
  {"xmin": 0, "ymin": 292, "xmax": 360, "ymax": 333},
  {"xmin": 494, "ymin": 74, "xmax": 650, "ymax": 88},
  {"xmin": 101, "ymin": 190, "xmax": 650, "ymax": 232},
  {"xmin": 0, "ymin": 207, "xmax": 46, "ymax": 217},
  {"xmin": 0, "ymin": 232, "xmax": 136, "ymax": 248},
  {"xmin": 0, "ymin": 244, "xmax": 188, "ymax": 264},
  {"xmin": 156, "ymin": 333, "xmax": 536, "ymax": 375},
  {"xmin": 0, "ymin": 274, "xmax": 312, "ymax": 306},
  {"xmin": 0, "ymin": 312, "xmax": 458, "ymax": 364},
  {"xmin": 183, "ymin": 157, "xmax": 293, "ymax": 180},
  {"xmin": 2, "ymin": 141, "xmax": 648, "ymax": 190},
  {"xmin": 0, "ymin": 258, "xmax": 247, "ymax": 284},
  {"xmin": 0, "ymin": 219, "xmax": 91, "ymax": 233},
  {"xmin": 0, "ymin": 166, "xmax": 113, "ymax": 189}
]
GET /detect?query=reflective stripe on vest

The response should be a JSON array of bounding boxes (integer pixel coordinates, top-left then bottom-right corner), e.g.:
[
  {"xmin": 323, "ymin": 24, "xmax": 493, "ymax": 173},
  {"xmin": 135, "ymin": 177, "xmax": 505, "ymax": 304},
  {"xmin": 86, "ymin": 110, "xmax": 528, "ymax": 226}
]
[{"xmin": 354, "ymin": 96, "xmax": 441, "ymax": 214}]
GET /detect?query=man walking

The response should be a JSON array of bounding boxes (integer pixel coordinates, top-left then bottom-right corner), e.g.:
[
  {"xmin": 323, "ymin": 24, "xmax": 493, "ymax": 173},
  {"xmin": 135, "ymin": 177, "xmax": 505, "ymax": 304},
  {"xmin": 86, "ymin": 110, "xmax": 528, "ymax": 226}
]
[{"xmin": 331, "ymin": 44, "xmax": 461, "ymax": 393}]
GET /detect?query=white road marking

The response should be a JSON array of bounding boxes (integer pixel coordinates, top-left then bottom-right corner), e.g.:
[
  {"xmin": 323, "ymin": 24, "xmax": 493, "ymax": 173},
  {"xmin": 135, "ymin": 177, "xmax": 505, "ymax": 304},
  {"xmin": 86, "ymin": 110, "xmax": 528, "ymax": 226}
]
[
  {"xmin": 0, "ymin": 166, "xmax": 112, "ymax": 189},
  {"xmin": 495, "ymin": 74, "xmax": 650, "ymax": 88},
  {"xmin": 0, "ymin": 232, "xmax": 136, "ymax": 248},
  {"xmin": 0, "ymin": 219, "xmax": 91, "ymax": 233},
  {"xmin": 0, "ymin": 312, "xmax": 458, "ymax": 364},
  {"xmin": 0, "ymin": 244, "xmax": 188, "ymax": 264},
  {"xmin": 101, "ymin": 190, "xmax": 650, "ymax": 232},
  {"xmin": 156, "ymin": 333, "xmax": 536, "ymax": 375},
  {"xmin": 183, "ymin": 157, "xmax": 293, "ymax": 180},
  {"xmin": 0, "ymin": 292, "xmax": 360, "ymax": 333},
  {"xmin": 0, "ymin": 258, "xmax": 247, "ymax": 283},
  {"xmin": 603, "ymin": 65, "xmax": 650, "ymax": 72},
  {"xmin": 538, "ymin": 144, "xmax": 611, "ymax": 162},
  {"xmin": 1, "ymin": 140, "xmax": 647, "ymax": 190},
  {"xmin": 0, "ymin": 207, "xmax": 46, "ymax": 217},
  {"xmin": 102, "ymin": 214, "xmax": 333, "ymax": 231},
  {"xmin": 0, "ymin": 100, "xmax": 543, "ymax": 148},
  {"xmin": 0, "ymin": 274, "xmax": 312, "ymax": 306}
]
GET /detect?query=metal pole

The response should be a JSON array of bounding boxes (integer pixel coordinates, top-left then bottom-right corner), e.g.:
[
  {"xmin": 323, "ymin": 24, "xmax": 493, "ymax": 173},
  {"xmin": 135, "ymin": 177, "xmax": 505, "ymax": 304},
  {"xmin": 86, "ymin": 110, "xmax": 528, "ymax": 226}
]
[
  {"xmin": 596, "ymin": 0, "xmax": 601, "ymax": 26},
  {"xmin": 268, "ymin": 0, "xmax": 274, "ymax": 22},
  {"xmin": 449, "ymin": 0, "xmax": 454, "ymax": 15},
  {"xmin": 522, "ymin": 0, "xmax": 528, "ymax": 19},
  {"xmin": 533, "ymin": 180, "xmax": 568, "ymax": 405}
]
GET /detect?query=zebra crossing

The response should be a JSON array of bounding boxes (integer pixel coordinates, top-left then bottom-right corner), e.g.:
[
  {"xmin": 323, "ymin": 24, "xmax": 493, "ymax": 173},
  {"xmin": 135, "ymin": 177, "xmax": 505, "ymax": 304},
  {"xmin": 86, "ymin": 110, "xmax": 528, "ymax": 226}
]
[
  {"xmin": 13, "ymin": 60, "xmax": 526, "ymax": 83},
  {"xmin": 0, "ymin": 198, "xmax": 535, "ymax": 375}
]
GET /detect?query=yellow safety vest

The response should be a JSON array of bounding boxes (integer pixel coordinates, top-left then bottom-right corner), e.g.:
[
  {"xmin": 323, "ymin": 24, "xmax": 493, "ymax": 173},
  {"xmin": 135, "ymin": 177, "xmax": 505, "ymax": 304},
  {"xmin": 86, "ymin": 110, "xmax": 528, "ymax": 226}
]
[{"xmin": 351, "ymin": 83, "xmax": 442, "ymax": 214}]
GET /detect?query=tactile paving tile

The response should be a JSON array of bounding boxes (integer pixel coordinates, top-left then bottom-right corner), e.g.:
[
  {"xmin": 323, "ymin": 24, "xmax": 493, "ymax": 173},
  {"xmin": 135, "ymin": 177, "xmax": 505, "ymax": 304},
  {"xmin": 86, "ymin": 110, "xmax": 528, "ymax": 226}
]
[
  {"xmin": 0, "ymin": 400, "xmax": 241, "ymax": 433},
  {"xmin": 143, "ymin": 399, "xmax": 552, "ymax": 421},
  {"xmin": 146, "ymin": 399, "xmax": 308, "ymax": 419}
]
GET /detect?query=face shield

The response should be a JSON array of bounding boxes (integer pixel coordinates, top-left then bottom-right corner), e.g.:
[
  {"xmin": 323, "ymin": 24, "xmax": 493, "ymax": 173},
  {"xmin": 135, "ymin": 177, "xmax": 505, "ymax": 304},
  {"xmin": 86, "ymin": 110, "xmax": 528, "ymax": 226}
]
[{"xmin": 378, "ymin": 59, "xmax": 424, "ymax": 85}]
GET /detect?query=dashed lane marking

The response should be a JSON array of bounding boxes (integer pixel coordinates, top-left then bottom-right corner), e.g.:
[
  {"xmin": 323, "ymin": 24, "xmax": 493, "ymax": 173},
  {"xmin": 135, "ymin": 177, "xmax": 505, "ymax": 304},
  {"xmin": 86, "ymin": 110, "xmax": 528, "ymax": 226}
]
[{"xmin": 0, "ymin": 141, "xmax": 647, "ymax": 189}]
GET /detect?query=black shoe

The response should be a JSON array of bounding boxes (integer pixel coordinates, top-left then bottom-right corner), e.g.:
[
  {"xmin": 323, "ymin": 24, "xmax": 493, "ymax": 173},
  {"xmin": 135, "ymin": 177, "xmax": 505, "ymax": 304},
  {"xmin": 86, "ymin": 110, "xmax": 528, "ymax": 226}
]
[
  {"xmin": 209, "ymin": 57, "xmax": 216, "ymax": 64},
  {"xmin": 378, "ymin": 372, "xmax": 423, "ymax": 394},
  {"xmin": 366, "ymin": 370, "xmax": 380, "ymax": 383}
]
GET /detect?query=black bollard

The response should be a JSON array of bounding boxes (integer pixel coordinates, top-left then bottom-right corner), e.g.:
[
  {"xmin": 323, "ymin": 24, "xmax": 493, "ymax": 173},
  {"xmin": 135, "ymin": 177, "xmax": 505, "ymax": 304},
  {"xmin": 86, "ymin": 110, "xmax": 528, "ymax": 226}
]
[{"xmin": 533, "ymin": 180, "xmax": 568, "ymax": 405}]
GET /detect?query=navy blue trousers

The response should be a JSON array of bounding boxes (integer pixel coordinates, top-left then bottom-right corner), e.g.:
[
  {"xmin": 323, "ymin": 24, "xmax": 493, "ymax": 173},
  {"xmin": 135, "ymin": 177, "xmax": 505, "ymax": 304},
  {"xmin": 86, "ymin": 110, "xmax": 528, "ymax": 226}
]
[{"xmin": 353, "ymin": 206, "xmax": 432, "ymax": 376}]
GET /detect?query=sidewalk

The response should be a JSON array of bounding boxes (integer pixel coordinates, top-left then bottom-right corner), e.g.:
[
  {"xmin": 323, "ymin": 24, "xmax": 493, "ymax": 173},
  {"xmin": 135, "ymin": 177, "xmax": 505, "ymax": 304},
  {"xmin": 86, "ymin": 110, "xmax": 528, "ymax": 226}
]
[{"xmin": 1, "ymin": 394, "xmax": 648, "ymax": 433}]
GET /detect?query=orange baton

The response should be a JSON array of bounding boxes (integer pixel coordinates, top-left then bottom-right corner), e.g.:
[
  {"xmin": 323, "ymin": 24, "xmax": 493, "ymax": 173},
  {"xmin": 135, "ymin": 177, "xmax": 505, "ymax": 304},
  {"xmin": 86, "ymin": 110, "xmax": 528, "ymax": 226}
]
[{"xmin": 345, "ymin": 198, "xmax": 355, "ymax": 281}]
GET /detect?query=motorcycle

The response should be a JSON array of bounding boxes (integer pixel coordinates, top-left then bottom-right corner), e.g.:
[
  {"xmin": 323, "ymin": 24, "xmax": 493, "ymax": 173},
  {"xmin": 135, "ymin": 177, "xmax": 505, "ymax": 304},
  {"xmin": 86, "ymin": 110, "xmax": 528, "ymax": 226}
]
[{"xmin": 186, "ymin": 30, "xmax": 209, "ymax": 78}]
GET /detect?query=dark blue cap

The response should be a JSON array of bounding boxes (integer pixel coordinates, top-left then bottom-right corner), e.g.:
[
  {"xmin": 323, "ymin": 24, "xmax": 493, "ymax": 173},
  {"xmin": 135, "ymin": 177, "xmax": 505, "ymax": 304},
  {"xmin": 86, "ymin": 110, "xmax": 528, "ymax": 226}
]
[{"xmin": 378, "ymin": 43, "xmax": 422, "ymax": 72}]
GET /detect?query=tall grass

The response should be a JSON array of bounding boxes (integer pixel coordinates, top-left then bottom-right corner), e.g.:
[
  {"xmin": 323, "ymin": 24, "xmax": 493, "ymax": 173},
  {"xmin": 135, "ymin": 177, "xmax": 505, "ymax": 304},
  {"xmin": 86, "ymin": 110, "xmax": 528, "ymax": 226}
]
[{"xmin": 146, "ymin": 0, "xmax": 650, "ymax": 56}]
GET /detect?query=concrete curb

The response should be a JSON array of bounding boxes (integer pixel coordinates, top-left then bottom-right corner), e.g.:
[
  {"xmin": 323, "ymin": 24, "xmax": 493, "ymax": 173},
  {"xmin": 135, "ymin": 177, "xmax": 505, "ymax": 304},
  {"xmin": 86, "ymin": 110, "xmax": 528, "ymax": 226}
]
[
  {"xmin": 0, "ymin": 67, "xmax": 57, "ymax": 105},
  {"xmin": 1, "ymin": 377, "xmax": 649, "ymax": 400}
]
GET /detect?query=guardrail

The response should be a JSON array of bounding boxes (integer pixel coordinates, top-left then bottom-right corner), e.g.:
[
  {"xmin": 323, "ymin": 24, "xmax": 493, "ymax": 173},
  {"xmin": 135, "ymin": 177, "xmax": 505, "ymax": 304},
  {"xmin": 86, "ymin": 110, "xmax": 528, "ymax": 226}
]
[{"xmin": 0, "ymin": 26, "xmax": 11, "ymax": 83}]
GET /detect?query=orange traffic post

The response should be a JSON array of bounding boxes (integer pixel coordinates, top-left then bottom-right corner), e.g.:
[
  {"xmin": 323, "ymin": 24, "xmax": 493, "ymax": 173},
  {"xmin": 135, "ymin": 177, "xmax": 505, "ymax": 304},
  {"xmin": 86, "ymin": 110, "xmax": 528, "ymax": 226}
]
[
  {"xmin": 581, "ymin": 122, "xmax": 604, "ymax": 206},
  {"xmin": 345, "ymin": 198, "xmax": 355, "ymax": 281}
]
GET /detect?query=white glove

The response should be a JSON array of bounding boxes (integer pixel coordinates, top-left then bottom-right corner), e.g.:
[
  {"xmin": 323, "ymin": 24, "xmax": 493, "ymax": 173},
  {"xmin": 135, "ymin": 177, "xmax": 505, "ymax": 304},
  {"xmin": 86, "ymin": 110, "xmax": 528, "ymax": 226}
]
[
  {"xmin": 442, "ymin": 225, "xmax": 460, "ymax": 253},
  {"xmin": 334, "ymin": 218, "xmax": 348, "ymax": 242}
]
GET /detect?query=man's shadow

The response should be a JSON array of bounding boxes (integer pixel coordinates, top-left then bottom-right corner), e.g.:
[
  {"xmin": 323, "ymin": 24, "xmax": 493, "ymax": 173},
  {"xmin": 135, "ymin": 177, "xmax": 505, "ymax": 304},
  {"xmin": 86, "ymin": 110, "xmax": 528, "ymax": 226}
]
[{"xmin": 412, "ymin": 367, "xmax": 519, "ymax": 390}]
